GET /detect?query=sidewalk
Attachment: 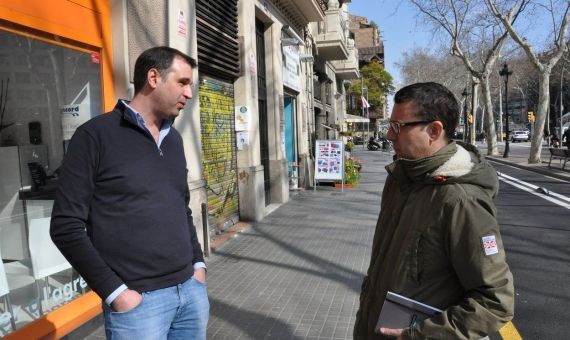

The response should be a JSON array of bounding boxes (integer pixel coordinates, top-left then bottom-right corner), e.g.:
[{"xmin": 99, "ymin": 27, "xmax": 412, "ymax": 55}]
[
  {"xmin": 476, "ymin": 142, "xmax": 570, "ymax": 182},
  {"xmin": 204, "ymin": 148, "xmax": 390, "ymax": 339},
  {"xmin": 83, "ymin": 148, "xmax": 392, "ymax": 340}
]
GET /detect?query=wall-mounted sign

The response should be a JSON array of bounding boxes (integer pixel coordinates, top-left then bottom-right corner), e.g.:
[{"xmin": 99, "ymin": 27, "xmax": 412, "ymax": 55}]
[
  {"xmin": 177, "ymin": 9, "xmax": 187, "ymax": 37},
  {"xmin": 236, "ymin": 131, "xmax": 249, "ymax": 150},
  {"xmin": 249, "ymin": 50, "xmax": 257, "ymax": 76},
  {"xmin": 282, "ymin": 45, "xmax": 301, "ymax": 92},
  {"xmin": 235, "ymin": 105, "xmax": 250, "ymax": 131}
]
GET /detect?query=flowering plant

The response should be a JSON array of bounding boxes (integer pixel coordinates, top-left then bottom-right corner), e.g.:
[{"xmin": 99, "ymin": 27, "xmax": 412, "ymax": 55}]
[{"xmin": 343, "ymin": 156, "xmax": 362, "ymax": 185}]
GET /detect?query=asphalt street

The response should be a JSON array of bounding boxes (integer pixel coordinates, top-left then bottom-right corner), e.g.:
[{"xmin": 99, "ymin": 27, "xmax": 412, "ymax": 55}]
[{"xmin": 491, "ymin": 161, "xmax": 570, "ymax": 340}]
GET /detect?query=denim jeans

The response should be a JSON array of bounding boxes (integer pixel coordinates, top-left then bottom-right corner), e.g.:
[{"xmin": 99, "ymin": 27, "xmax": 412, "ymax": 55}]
[{"xmin": 103, "ymin": 277, "xmax": 209, "ymax": 340}]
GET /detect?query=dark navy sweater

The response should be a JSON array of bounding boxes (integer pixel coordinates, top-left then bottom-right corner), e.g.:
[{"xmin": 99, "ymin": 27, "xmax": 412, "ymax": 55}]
[{"xmin": 50, "ymin": 101, "xmax": 204, "ymax": 300}]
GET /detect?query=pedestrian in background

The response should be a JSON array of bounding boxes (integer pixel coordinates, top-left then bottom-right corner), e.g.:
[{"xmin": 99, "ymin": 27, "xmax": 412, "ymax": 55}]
[
  {"xmin": 563, "ymin": 128, "xmax": 570, "ymax": 149},
  {"xmin": 354, "ymin": 82, "xmax": 514, "ymax": 339},
  {"xmin": 50, "ymin": 46, "xmax": 208, "ymax": 340}
]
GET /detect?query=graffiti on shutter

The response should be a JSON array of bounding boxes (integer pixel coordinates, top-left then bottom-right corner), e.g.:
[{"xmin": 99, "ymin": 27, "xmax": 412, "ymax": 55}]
[{"xmin": 199, "ymin": 77, "xmax": 239, "ymax": 235}]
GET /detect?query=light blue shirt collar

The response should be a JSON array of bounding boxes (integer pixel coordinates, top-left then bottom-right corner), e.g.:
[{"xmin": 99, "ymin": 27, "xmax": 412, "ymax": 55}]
[{"xmin": 121, "ymin": 100, "xmax": 173, "ymax": 148}]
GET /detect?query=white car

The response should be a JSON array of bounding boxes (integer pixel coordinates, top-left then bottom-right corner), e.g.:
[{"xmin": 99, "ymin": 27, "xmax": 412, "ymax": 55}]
[{"xmin": 510, "ymin": 130, "xmax": 530, "ymax": 142}]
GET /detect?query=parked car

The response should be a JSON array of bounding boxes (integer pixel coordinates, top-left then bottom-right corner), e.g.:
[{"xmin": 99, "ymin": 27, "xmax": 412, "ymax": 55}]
[{"xmin": 510, "ymin": 130, "xmax": 530, "ymax": 142}]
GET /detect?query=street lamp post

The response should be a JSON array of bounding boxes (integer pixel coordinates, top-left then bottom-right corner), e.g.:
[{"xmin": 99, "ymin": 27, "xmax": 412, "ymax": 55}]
[
  {"xmin": 560, "ymin": 60, "xmax": 565, "ymax": 141},
  {"xmin": 499, "ymin": 63, "xmax": 512, "ymax": 158},
  {"xmin": 462, "ymin": 88, "xmax": 469, "ymax": 143}
]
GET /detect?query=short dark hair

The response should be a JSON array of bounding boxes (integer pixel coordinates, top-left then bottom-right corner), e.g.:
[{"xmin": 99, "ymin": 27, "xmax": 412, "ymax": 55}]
[
  {"xmin": 133, "ymin": 46, "xmax": 197, "ymax": 94},
  {"xmin": 394, "ymin": 82, "xmax": 459, "ymax": 140}
]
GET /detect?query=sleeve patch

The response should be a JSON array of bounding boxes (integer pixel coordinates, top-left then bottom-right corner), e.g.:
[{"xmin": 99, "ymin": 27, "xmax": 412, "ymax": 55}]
[{"xmin": 482, "ymin": 235, "xmax": 499, "ymax": 256}]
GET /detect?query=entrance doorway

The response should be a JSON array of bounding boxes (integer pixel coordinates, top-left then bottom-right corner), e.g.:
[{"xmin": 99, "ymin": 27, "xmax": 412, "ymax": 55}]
[
  {"xmin": 256, "ymin": 19, "xmax": 270, "ymax": 206},
  {"xmin": 284, "ymin": 95, "xmax": 297, "ymax": 188}
]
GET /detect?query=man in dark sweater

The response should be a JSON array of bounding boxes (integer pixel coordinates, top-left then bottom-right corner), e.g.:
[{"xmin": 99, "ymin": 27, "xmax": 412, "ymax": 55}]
[{"xmin": 50, "ymin": 47, "xmax": 208, "ymax": 339}]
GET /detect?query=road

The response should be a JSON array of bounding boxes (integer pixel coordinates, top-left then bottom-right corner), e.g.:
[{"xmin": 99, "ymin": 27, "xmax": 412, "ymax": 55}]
[{"xmin": 485, "ymin": 143, "xmax": 570, "ymax": 339}]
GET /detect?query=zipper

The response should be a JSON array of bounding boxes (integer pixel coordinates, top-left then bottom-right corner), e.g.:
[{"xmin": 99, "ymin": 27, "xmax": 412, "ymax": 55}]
[{"xmin": 122, "ymin": 110, "xmax": 164, "ymax": 157}]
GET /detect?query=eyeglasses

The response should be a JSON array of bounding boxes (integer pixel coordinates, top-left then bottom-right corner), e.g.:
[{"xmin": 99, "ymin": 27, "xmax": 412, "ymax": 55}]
[{"xmin": 388, "ymin": 120, "xmax": 435, "ymax": 135}]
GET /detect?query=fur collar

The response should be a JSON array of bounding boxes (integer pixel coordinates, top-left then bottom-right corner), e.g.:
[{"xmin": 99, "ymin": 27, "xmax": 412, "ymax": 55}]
[{"xmin": 430, "ymin": 144, "xmax": 474, "ymax": 178}]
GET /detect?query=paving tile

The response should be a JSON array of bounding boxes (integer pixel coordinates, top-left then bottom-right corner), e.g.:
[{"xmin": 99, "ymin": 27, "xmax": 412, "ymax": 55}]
[{"xmin": 82, "ymin": 149, "xmax": 390, "ymax": 339}]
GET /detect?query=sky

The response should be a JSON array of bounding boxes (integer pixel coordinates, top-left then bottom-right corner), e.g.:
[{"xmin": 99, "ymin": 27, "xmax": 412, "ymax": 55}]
[
  {"xmin": 348, "ymin": 0, "xmax": 435, "ymax": 110},
  {"xmin": 347, "ymin": 0, "xmax": 558, "ymax": 112},
  {"xmin": 348, "ymin": 0, "xmax": 434, "ymax": 89}
]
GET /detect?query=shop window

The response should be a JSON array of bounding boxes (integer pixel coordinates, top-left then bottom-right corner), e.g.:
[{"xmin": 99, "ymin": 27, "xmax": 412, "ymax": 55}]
[{"xmin": 0, "ymin": 28, "xmax": 101, "ymax": 336}]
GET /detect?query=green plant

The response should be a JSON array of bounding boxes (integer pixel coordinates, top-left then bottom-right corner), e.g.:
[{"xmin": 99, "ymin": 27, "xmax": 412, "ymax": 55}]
[
  {"xmin": 343, "ymin": 157, "xmax": 362, "ymax": 185},
  {"xmin": 345, "ymin": 140, "xmax": 354, "ymax": 152}
]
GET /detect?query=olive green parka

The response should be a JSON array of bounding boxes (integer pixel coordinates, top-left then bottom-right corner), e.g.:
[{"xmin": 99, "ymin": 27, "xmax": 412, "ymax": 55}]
[{"xmin": 354, "ymin": 142, "xmax": 514, "ymax": 339}]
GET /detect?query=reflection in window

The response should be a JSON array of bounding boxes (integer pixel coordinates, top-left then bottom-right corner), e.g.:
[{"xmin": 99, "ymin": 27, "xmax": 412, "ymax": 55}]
[{"xmin": 0, "ymin": 28, "xmax": 101, "ymax": 335}]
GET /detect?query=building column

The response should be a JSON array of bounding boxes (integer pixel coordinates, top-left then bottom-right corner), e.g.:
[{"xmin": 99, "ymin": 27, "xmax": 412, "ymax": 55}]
[
  {"xmin": 265, "ymin": 22, "xmax": 289, "ymax": 204},
  {"xmin": 234, "ymin": 0, "xmax": 265, "ymax": 221},
  {"xmin": 169, "ymin": 0, "xmax": 209, "ymax": 249}
]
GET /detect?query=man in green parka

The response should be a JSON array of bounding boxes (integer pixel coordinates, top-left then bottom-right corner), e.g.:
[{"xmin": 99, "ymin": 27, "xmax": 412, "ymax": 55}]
[{"xmin": 354, "ymin": 82, "xmax": 514, "ymax": 339}]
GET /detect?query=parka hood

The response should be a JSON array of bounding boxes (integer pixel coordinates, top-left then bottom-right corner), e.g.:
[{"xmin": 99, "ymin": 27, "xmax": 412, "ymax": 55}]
[{"xmin": 386, "ymin": 141, "xmax": 499, "ymax": 199}]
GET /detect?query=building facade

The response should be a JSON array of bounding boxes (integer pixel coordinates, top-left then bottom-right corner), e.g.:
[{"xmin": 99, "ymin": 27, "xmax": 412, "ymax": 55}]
[
  {"xmin": 309, "ymin": 0, "xmax": 360, "ymax": 144},
  {"xmin": 0, "ymin": 0, "xmax": 360, "ymax": 337},
  {"xmin": 0, "ymin": 1, "xmax": 114, "ymax": 337},
  {"xmin": 347, "ymin": 12, "xmax": 387, "ymax": 127}
]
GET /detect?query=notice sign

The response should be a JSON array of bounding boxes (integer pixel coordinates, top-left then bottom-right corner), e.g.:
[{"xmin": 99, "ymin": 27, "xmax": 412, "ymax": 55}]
[
  {"xmin": 235, "ymin": 106, "xmax": 250, "ymax": 131},
  {"xmin": 282, "ymin": 45, "xmax": 300, "ymax": 92},
  {"xmin": 177, "ymin": 9, "xmax": 187, "ymax": 37},
  {"xmin": 314, "ymin": 140, "xmax": 344, "ymax": 181},
  {"xmin": 61, "ymin": 104, "xmax": 90, "ymax": 140}
]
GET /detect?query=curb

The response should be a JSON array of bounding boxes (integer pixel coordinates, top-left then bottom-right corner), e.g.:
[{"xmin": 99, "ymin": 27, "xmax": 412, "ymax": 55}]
[{"xmin": 485, "ymin": 156, "xmax": 570, "ymax": 183}]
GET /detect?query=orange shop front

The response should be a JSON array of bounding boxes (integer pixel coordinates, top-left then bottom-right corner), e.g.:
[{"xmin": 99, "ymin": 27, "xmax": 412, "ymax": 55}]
[{"xmin": 0, "ymin": 0, "xmax": 114, "ymax": 338}]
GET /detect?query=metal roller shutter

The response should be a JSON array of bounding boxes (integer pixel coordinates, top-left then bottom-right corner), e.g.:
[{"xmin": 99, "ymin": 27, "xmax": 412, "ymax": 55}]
[
  {"xmin": 199, "ymin": 76, "xmax": 239, "ymax": 235},
  {"xmin": 196, "ymin": 0, "xmax": 240, "ymax": 79}
]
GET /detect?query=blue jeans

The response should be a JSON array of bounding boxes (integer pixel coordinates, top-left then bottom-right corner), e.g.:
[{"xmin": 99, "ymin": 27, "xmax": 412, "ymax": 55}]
[{"xmin": 103, "ymin": 277, "xmax": 209, "ymax": 340}]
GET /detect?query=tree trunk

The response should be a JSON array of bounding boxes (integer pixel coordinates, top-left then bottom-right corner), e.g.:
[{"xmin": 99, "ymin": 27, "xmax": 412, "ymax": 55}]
[
  {"xmin": 470, "ymin": 79, "xmax": 480, "ymax": 145},
  {"xmin": 481, "ymin": 79, "xmax": 499, "ymax": 155},
  {"xmin": 529, "ymin": 70, "xmax": 551, "ymax": 163}
]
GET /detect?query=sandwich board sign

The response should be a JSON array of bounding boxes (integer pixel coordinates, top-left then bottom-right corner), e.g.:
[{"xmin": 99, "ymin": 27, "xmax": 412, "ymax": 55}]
[{"xmin": 314, "ymin": 140, "xmax": 344, "ymax": 190}]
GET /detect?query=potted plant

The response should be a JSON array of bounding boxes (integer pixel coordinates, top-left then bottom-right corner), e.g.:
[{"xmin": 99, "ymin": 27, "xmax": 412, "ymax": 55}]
[{"xmin": 336, "ymin": 156, "xmax": 361, "ymax": 188}]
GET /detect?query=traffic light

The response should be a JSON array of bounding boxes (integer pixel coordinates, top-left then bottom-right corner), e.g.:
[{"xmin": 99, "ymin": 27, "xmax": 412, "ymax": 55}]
[
  {"xmin": 527, "ymin": 111, "xmax": 534, "ymax": 122},
  {"xmin": 467, "ymin": 113, "xmax": 473, "ymax": 124}
]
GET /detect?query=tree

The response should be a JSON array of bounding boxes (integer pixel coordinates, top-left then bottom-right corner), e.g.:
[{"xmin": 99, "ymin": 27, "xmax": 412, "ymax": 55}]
[
  {"xmin": 487, "ymin": 0, "xmax": 570, "ymax": 163},
  {"xmin": 409, "ymin": 0, "xmax": 523, "ymax": 155},
  {"xmin": 347, "ymin": 62, "xmax": 395, "ymax": 116},
  {"xmin": 398, "ymin": 48, "xmax": 467, "ymax": 90}
]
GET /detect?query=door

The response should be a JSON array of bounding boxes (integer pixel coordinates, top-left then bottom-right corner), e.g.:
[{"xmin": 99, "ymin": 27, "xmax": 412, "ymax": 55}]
[
  {"xmin": 284, "ymin": 95, "xmax": 297, "ymax": 188},
  {"xmin": 256, "ymin": 18, "xmax": 270, "ymax": 206}
]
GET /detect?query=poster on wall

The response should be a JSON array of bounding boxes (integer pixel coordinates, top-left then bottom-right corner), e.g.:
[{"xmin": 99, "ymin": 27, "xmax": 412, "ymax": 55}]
[
  {"xmin": 236, "ymin": 131, "xmax": 249, "ymax": 150},
  {"xmin": 314, "ymin": 140, "xmax": 344, "ymax": 181},
  {"xmin": 61, "ymin": 103, "xmax": 90, "ymax": 140},
  {"xmin": 235, "ymin": 106, "xmax": 250, "ymax": 131}
]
